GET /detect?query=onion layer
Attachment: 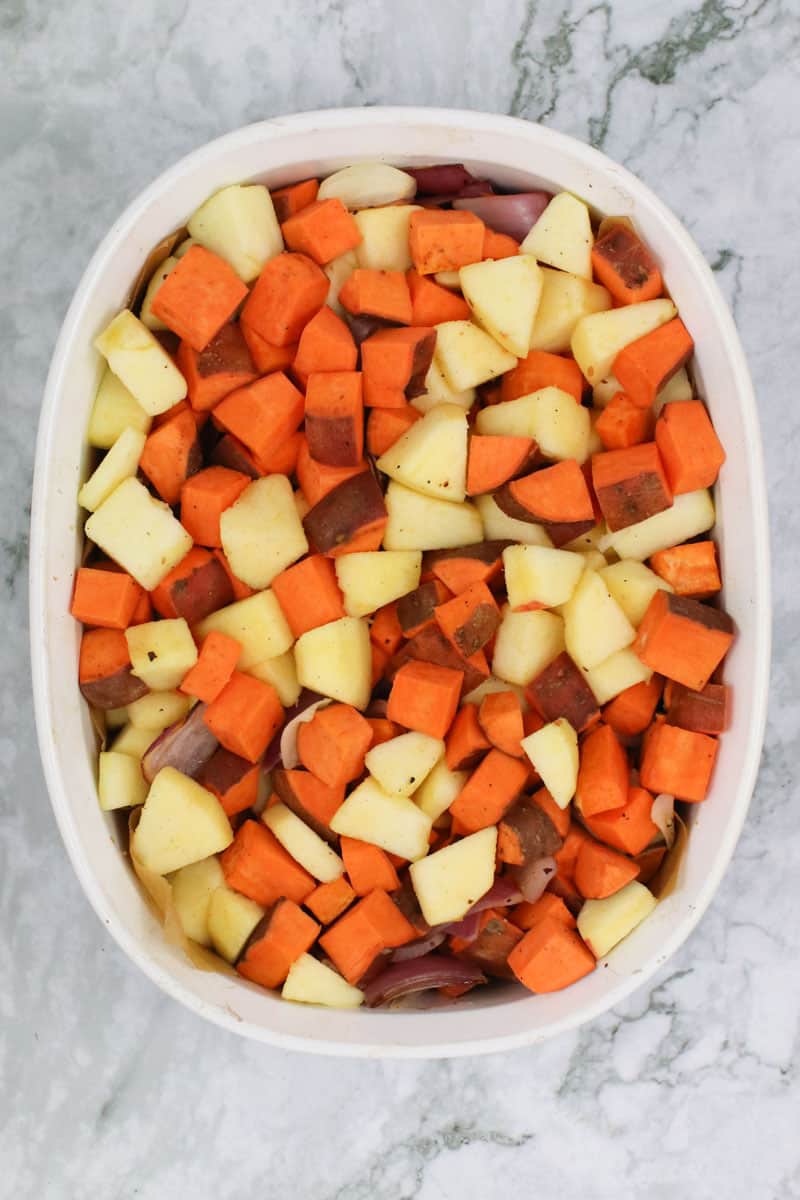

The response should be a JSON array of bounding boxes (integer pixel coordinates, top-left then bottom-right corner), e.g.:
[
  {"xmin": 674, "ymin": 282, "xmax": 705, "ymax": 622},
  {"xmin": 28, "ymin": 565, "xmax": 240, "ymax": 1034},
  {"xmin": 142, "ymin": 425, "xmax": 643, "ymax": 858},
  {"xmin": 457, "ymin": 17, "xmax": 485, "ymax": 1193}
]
[
  {"xmin": 141, "ymin": 704, "xmax": 219, "ymax": 784},
  {"xmin": 363, "ymin": 954, "xmax": 486, "ymax": 1007}
]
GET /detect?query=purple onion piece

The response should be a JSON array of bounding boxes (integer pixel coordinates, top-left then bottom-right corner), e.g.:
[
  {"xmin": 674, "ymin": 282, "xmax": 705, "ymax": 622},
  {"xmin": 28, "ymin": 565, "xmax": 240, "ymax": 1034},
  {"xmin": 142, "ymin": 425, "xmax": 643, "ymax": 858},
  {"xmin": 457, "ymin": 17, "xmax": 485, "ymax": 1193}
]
[
  {"xmin": 390, "ymin": 930, "xmax": 447, "ymax": 963},
  {"xmin": 511, "ymin": 855, "xmax": 558, "ymax": 903},
  {"xmin": 441, "ymin": 910, "xmax": 482, "ymax": 943},
  {"xmin": 141, "ymin": 704, "xmax": 219, "ymax": 784},
  {"xmin": 262, "ymin": 689, "xmax": 324, "ymax": 773},
  {"xmin": 456, "ymin": 180, "xmax": 495, "ymax": 197},
  {"xmin": 468, "ymin": 876, "xmax": 524, "ymax": 913},
  {"xmin": 406, "ymin": 163, "xmax": 477, "ymax": 195},
  {"xmin": 452, "ymin": 192, "xmax": 552, "ymax": 241},
  {"xmin": 363, "ymin": 954, "xmax": 486, "ymax": 1007}
]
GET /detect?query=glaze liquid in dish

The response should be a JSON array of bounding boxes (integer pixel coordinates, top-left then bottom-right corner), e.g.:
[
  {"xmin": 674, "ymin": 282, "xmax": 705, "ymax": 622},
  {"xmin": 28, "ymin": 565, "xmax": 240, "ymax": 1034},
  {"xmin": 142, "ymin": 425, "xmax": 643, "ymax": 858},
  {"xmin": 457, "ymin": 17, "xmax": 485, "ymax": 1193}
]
[{"xmin": 71, "ymin": 158, "xmax": 733, "ymax": 1011}]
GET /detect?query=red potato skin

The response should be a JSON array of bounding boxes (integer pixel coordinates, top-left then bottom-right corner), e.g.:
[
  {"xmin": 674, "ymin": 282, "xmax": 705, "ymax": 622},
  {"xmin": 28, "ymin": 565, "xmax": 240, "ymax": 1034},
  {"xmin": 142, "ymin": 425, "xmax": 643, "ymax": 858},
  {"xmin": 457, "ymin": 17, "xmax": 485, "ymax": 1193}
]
[
  {"xmin": 80, "ymin": 668, "xmax": 149, "ymax": 710},
  {"xmin": 498, "ymin": 800, "xmax": 563, "ymax": 867},
  {"xmin": 448, "ymin": 603, "xmax": 500, "ymax": 658},
  {"xmin": 387, "ymin": 625, "xmax": 485, "ymax": 695},
  {"xmin": 209, "ymin": 434, "xmax": 262, "ymax": 479},
  {"xmin": 396, "ymin": 582, "xmax": 446, "ymax": 636},
  {"xmin": 526, "ymin": 652, "xmax": 600, "ymax": 733},
  {"xmin": 422, "ymin": 540, "xmax": 512, "ymax": 573},
  {"xmin": 305, "ymin": 413, "xmax": 362, "ymax": 468},
  {"xmin": 169, "ymin": 555, "xmax": 235, "ymax": 625},
  {"xmin": 666, "ymin": 682, "xmax": 730, "ymax": 734},
  {"xmin": 302, "ymin": 471, "xmax": 388, "ymax": 554},
  {"xmin": 593, "ymin": 469, "xmax": 672, "ymax": 532}
]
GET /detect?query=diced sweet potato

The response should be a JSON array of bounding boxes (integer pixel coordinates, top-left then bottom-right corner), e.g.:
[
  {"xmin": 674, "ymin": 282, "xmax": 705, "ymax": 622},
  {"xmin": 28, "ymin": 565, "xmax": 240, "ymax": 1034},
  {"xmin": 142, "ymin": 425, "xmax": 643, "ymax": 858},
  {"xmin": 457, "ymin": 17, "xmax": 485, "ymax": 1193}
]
[
  {"xmin": 526, "ymin": 651, "xmax": 600, "ymax": 733},
  {"xmin": 302, "ymin": 470, "xmax": 388, "ymax": 555},
  {"xmin": 497, "ymin": 799, "xmax": 563, "ymax": 867}
]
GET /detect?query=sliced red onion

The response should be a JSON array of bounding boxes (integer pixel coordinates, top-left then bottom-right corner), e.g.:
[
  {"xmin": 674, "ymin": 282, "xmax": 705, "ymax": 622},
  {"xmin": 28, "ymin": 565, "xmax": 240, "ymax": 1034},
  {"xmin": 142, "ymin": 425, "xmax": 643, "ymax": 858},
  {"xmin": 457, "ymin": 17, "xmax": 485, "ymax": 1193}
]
[
  {"xmin": 651, "ymin": 793, "xmax": 676, "ymax": 849},
  {"xmin": 468, "ymin": 876, "xmax": 524, "ymax": 913},
  {"xmin": 442, "ymin": 910, "xmax": 482, "ymax": 943},
  {"xmin": 390, "ymin": 929, "xmax": 447, "ymax": 962},
  {"xmin": 344, "ymin": 313, "xmax": 396, "ymax": 345},
  {"xmin": 363, "ymin": 954, "xmax": 486, "ymax": 1007},
  {"xmin": 511, "ymin": 855, "xmax": 557, "ymax": 903},
  {"xmin": 141, "ymin": 704, "xmax": 219, "ymax": 784},
  {"xmin": 406, "ymin": 163, "xmax": 477, "ymax": 195},
  {"xmin": 278, "ymin": 697, "xmax": 331, "ymax": 770},
  {"xmin": 452, "ymin": 191, "xmax": 552, "ymax": 241},
  {"xmin": 457, "ymin": 180, "xmax": 494, "ymax": 197},
  {"xmin": 262, "ymin": 689, "xmax": 324, "ymax": 772}
]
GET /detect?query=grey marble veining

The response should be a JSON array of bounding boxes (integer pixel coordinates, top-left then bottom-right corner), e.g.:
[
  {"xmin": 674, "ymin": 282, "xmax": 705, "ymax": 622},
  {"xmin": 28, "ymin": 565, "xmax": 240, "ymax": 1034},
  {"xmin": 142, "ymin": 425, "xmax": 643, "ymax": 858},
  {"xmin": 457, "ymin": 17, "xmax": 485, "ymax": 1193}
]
[{"xmin": 1, "ymin": 1, "xmax": 798, "ymax": 1196}]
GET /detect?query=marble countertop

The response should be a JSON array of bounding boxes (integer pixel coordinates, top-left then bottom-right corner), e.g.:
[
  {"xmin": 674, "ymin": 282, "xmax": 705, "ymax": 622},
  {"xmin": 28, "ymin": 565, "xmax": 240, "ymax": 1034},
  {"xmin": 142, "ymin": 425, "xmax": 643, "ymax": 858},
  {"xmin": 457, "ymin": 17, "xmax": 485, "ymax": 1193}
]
[{"xmin": 2, "ymin": 1, "xmax": 797, "ymax": 1196}]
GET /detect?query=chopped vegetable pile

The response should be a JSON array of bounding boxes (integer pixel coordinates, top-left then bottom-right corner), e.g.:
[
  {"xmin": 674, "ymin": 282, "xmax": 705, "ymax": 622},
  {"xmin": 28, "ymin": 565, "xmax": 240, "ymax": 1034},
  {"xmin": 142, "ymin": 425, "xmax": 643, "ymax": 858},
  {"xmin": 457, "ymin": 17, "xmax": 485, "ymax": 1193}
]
[{"xmin": 73, "ymin": 159, "xmax": 732, "ymax": 1010}]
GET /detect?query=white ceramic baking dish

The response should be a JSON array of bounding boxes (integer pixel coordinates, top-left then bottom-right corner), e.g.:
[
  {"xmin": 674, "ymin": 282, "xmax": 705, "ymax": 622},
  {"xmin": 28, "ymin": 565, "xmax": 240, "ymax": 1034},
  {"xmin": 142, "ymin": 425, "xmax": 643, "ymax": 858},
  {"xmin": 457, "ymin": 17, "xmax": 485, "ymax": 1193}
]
[{"xmin": 29, "ymin": 107, "xmax": 770, "ymax": 1057}]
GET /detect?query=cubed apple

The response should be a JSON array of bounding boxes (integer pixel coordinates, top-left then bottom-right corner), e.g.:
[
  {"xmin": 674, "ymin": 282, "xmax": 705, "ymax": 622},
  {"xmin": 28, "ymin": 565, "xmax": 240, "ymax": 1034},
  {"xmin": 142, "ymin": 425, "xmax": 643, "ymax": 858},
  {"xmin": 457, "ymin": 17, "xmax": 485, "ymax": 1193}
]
[
  {"xmin": 653, "ymin": 367, "xmax": 693, "ymax": 414},
  {"xmin": 335, "ymin": 549, "xmax": 421, "ymax": 618},
  {"xmin": 188, "ymin": 184, "xmax": 283, "ymax": 282},
  {"xmin": 571, "ymin": 298, "xmax": 677, "ymax": 384},
  {"xmin": 503, "ymin": 544, "xmax": 585, "ymax": 609},
  {"xmin": 220, "ymin": 474, "xmax": 309, "ymax": 591},
  {"xmin": 462, "ymin": 675, "xmax": 528, "ymax": 709},
  {"xmin": 581, "ymin": 647, "xmax": 653, "ymax": 705},
  {"xmin": 282, "ymin": 953, "xmax": 364, "ymax": 1009},
  {"xmin": 139, "ymin": 255, "xmax": 179, "ymax": 330},
  {"xmin": 127, "ymin": 690, "xmax": 193, "ymax": 731},
  {"xmin": 87, "ymin": 368, "xmax": 152, "ymax": 449},
  {"xmin": 169, "ymin": 855, "xmax": 225, "ymax": 946},
  {"xmin": 377, "ymin": 404, "xmax": 469, "ymax": 502},
  {"xmin": 459, "ymin": 254, "xmax": 543, "ymax": 357},
  {"xmin": 354, "ymin": 204, "xmax": 421, "ymax": 271},
  {"xmin": 492, "ymin": 608, "xmax": 565, "ymax": 687},
  {"xmin": 414, "ymin": 756, "xmax": 469, "ymax": 821},
  {"xmin": 600, "ymin": 489, "xmax": 715, "ymax": 562},
  {"xmin": 476, "ymin": 387, "xmax": 591, "ymax": 464},
  {"xmin": 207, "ymin": 885, "xmax": 265, "ymax": 963},
  {"xmin": 577, "ymin": 880, "xmax": 657, "ymax": 958},
  {"xmin": 132, "ymin": 766, "xmax": 233, "ymax": 875},
  {"xmin": 85, "ymin": 477, "xmax": 193, "ymax": 591},
  {"xmin": 521, "ymin": 192, "xmax": 593, "ymax": 279},
  {"xmin": 600, "ymin": 560, "xmax": 674, "ymax": 626},
  {"xmin": 434, "ymin": 321, "xmax": 517, "ymax": 391},
  {"xmin": 531, "ymin": 267, "xmax": 612, "ymax": 355},
  {"xmin": 263, "ymin": 803, "xmax": 345, "ymax": 882},
  {"xmin": 97, "ymin": 749, "xmax": 148, "ymax": 811},
  {"xmin": 475, "ymin": 494, "xmax": 553, "ymax": 547},
  {"xmin": 562, "ymin": 569, "xmax": 636, "ymax": 672},
  {"xmin": 125, "ymin": 618, "xmax": 198, "ymax": 691},
  {"xmin": 365, "ymin": 731, "xmax": 444, "ymax": 797},
  {"xmin": 409, "ymin": 826, "xmax": 497, "ymax": 926},
  {"xmin": 111, "ymin": 723, "xmax": 155, "ymax": 760},
  {"xmin": 247, "ymin": 650, "xmax": 301, "ymax": 706},
  {"xmin": 411, "ymin": 357, "xmax": 476, "ymax": 415},
  {"xmin": 521, "ymin": 717, "xmax": 578, "ymax": 809},
  {"xmin": 94, "ymin": 310, "xmax": 187, "ymax": 416},
  {"xmin": 318, "ymin": 162, "xmax": 417, "ymax": 208},
  {"xmin": 78, "ymin": 427, "xmax": 147, "ymax": 513},
  {"xmin": 324, "ymin": 249, "xmax": 359, "ymax": 316},
  {"xmin": 195, "ymin": 590, "xmax": 294, "ymax": 670},
  {"xmin": 331, "ymin": 776, "xmax": 432, "ymax": 862},
  {"xmin": 295, "ymin": 616, "xmax": 372, "ymax": 710},
  {"xmin": 383, "ymin": 482, "xmax": 482, "ymax": 551}
]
